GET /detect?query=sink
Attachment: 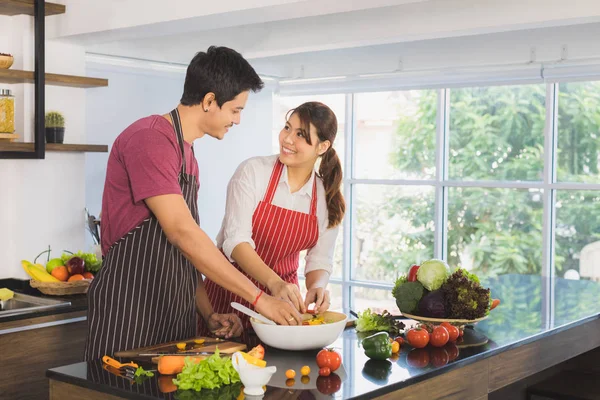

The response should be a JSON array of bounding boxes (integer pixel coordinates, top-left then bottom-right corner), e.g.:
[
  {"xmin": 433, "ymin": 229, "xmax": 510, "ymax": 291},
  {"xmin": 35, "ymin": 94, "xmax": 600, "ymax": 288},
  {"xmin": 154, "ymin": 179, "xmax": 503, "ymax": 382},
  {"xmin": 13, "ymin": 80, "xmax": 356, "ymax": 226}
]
[{"xmin": 0, "ymin": 292, "xmax": 71, "ymax": 318}]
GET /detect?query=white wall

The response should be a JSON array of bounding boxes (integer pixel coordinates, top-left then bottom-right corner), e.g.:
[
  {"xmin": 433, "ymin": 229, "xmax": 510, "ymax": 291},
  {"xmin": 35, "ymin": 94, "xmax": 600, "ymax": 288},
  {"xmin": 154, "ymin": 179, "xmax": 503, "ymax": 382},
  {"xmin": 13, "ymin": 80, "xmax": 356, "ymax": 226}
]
[
  {"xmin": 84, "ymin": 62, "xmax": 274, "ymax": 248},
  {"xmin": 0, "ymin": 16, "xmax": 89, "ymax": 279}
]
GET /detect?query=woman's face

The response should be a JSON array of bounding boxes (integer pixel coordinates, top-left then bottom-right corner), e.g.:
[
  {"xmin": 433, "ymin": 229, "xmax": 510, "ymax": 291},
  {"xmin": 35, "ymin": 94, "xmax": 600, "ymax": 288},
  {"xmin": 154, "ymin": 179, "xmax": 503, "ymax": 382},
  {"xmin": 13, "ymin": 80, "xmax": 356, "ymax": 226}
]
[{"xmin": 278, "ymin": 113, "xmax": 329, "ymax": 169}]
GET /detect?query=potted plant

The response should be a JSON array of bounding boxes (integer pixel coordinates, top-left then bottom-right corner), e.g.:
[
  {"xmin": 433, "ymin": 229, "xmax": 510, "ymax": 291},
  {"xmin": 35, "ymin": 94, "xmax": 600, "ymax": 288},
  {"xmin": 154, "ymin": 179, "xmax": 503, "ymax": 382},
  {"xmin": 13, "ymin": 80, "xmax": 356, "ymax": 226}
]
[{"xmin": 45, "ymin": 111, "xmax": 65, "ymax": 143}]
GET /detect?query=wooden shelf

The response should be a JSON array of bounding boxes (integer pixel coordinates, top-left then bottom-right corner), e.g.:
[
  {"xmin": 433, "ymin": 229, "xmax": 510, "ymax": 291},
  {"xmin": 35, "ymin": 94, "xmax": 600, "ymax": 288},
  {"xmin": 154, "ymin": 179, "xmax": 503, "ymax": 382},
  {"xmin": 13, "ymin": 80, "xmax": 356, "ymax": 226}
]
[
  {"xmin": 0, "ymin": 0, "xmax": 65, "ymax": 16},
  {"xmin": 0, "ymin": 69, "xmax": 108, "ymax": 88},
  {"xmin": 0, "ymin": 142, "xmax": 108, "ymax": 152}
]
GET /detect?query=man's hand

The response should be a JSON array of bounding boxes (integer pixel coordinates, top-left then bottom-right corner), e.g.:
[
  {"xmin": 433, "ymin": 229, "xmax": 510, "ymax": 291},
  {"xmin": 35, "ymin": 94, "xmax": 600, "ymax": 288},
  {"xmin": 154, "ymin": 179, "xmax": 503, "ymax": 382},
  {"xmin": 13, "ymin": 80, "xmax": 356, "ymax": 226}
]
[
  {"xmin": 255, "ymin": 293, "xmax": 302, "ymax": 325},
  {"xmin": 207, "ymin": 313, "xmax": 243, "ymax": 338},
  {"xmin": 269, "ymin": 281, "xmax": 306, "ymax": 314},
  {"xmin": 304, "ymin": 287, "xmax": 330, "ymax": 314}
]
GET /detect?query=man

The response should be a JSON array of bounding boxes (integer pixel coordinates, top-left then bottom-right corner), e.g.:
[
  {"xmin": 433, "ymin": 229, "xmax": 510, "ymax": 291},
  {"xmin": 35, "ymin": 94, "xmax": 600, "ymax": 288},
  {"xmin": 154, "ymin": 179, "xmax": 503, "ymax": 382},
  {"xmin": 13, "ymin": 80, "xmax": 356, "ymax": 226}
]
[{"xmin": 84, "ymin": 46, "xmax": 302, "ymax": 361}]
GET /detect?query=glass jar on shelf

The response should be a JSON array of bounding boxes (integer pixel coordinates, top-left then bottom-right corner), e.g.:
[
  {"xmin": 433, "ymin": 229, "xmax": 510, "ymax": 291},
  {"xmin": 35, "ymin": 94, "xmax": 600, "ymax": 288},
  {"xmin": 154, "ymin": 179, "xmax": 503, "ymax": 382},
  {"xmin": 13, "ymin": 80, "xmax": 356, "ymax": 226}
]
[{"xmin": 0, "ymin": 88, "xmax": 15, "ymax": 134}]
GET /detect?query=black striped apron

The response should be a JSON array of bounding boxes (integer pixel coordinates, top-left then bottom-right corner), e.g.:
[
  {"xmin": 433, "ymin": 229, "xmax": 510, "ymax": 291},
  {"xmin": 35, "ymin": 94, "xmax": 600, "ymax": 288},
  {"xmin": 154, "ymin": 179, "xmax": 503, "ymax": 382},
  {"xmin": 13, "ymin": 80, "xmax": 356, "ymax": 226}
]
[{"xmin": 84, "ymin": 109, "xmax": 199, "ymax": 361}]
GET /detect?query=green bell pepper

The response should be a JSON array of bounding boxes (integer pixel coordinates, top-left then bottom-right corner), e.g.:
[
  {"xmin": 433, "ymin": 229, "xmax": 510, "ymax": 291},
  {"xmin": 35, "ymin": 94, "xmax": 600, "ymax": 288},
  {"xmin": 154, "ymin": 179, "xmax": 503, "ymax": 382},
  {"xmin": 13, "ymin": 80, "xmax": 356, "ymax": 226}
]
[{"xmin": 362, "ymin": 331, "xmax": 393, "ymax": 360}]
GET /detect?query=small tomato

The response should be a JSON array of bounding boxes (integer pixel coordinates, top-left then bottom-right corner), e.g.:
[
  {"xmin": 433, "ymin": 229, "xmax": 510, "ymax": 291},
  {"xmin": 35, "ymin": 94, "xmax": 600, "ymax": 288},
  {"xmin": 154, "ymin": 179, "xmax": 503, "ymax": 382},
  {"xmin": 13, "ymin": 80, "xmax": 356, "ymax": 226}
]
[
  {"xmin": 300, "ymin": 365, "xmax": 311, "ymax": 376},
  {"xmin": 430, "ymin": 326, "xmax": 450, "ymax": 347},
  {"xmin": 316, "ymin": 348, "xmax": 342, "ymax": 372},
  {"xmin": 440, "ymin": 322, "xmax": 460, "ymax": 342},
  {"xmin": 407, "ymin": 328, "xmax": 429, "ymax": 348},
  {"xmin": 319, "ymin": 367, "xmax": 331, "ymax": 377},
  {"xmin": 285, "ymin": 369, "xmax": 296, "ymax": 379},
  {"xmin": 391, "ymin": 341, "xmax": 400, "ymax": 354}
]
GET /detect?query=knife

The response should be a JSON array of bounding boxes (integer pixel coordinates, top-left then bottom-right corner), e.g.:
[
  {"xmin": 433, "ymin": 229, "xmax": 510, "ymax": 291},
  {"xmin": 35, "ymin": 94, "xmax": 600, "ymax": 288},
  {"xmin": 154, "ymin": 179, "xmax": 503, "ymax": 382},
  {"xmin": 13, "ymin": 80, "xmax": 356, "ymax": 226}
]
[{"xmin": 138, "ymin": 352, "xmax": 231, "ymax": 357}]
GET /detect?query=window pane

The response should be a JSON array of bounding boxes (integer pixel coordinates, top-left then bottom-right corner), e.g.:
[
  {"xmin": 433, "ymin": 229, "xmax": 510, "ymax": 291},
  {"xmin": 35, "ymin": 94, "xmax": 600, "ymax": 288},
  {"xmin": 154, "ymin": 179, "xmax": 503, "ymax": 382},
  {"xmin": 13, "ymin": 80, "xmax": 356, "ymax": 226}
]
[
  {"xmin": 298, "ymin": 280, "xmax": 343, "ymax": 311},
  {"xmin": 555, "ymin": 190, "xmax": 600, "ymax": 279},
  {"xmin": 272, "ymin": 94, "xmax": 346, "ymax": 168},
  {"xmin": 449, "ymin": 85, "xmax": 546, "ymax": 181},
  {"xmin": 354, "ymin": 90, "xmax": 437, "ymax": 180},
  {"xmin": 352, "ymin": 185, "xmax": 435, "ymax": 283},
  {"xmin": 352, "ymin": 286, "xmax": 398, "ymax": 315},
  {"xmin": 557, "ymin": 82, "xmax": 600, "ymax": 183},
  {"xmin": 447, "ymin": 188, "xmax": 543, "ymax": 280}
]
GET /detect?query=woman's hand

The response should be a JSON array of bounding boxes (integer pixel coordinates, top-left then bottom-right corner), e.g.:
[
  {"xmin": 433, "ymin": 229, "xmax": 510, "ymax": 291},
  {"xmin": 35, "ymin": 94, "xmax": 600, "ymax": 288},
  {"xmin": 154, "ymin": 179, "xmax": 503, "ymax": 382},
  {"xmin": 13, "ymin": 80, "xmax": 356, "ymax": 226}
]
[
  {"xmin": 206, "ymin": 313, "xmax": 243, "ymax": 338},
  {"xmin": 255, "ymin": 293, "xmax": 302, "ymax": 325},
  {"xmin": 304, "ymin": 287, "xmax": 330, "ymax": 314},
  {"xmin": 269, "ymin": 280, "xmax": 306, "ymax": 313}
]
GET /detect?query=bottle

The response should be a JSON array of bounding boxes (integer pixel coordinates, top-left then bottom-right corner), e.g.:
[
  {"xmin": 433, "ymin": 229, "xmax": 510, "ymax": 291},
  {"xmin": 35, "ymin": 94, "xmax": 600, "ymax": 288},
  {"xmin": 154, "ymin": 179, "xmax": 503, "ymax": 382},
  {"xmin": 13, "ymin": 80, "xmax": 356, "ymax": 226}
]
[{"xmin": 0, "ymin": 88, "xmax": 15, "ymax": 133}]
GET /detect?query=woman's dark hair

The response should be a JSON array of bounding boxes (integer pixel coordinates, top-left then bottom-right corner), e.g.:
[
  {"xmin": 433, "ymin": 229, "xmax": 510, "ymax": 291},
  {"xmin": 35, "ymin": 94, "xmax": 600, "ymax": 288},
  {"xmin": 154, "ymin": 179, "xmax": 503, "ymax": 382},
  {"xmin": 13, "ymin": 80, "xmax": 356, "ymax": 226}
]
[
  {"xmin": 287, "ymin": 102, "xmax": 345, "ymax": 228},
  {"xmin": 181, "ymin": 46, "xmax": 264, "ymax": 107}
]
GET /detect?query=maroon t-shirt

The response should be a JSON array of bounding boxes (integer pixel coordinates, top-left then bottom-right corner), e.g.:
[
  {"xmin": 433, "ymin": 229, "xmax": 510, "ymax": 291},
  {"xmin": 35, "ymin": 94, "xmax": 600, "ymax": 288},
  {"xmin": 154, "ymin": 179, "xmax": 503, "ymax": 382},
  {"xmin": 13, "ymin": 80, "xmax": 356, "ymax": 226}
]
[{"xmin": 100, "ymin": 115, "xmax": 199, "ymax": 255}]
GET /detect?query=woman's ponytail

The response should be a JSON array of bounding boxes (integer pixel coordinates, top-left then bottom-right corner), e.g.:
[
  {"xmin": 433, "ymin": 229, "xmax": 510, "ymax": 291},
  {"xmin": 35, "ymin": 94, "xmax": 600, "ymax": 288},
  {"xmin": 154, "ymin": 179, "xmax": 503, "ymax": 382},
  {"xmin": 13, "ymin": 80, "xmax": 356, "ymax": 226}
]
[{"xmin": 319, "ymin": 147, "xmax": 345, "ymax": 228}]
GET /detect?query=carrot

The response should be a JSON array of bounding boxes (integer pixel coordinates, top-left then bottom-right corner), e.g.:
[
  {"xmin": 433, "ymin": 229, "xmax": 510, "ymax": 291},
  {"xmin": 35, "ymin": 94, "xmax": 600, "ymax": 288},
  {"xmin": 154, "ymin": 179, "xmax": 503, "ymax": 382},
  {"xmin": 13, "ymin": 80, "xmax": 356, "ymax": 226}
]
[
  {"xmin": 157, "ymin": 355, "xmax": 205, "ymax": 375},
  {"xmin": 490, "ymin": 299, "xmax": 500, "ymax": 310}
]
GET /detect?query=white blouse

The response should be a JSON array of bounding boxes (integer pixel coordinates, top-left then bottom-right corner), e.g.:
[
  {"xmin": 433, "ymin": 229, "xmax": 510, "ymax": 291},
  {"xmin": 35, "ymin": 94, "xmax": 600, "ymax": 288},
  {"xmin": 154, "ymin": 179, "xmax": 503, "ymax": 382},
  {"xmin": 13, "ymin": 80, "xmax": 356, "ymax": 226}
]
[{"xmin": 216, "ymin": 154, "xmax": 339, "ymax": 276}]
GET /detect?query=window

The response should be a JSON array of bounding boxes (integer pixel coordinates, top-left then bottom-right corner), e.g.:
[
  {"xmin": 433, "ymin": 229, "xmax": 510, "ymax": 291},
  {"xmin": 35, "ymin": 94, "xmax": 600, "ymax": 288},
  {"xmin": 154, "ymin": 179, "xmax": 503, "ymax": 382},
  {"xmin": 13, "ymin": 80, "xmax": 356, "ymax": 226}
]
[{"xmin": 274, "ymin": 79, "xmax": 600, "ymax": 314}]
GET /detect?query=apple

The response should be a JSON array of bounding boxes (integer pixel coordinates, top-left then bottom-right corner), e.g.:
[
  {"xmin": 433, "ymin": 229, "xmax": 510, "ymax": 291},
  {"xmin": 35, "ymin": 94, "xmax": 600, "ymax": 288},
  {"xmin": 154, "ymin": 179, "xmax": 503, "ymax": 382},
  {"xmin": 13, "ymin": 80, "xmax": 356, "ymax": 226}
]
[
  {"xmin": 45, "ymin": 258, "xmax": 64, "ymax": 274},
  {"xmin": 66, "ymin": 256, "xmax": 85, "ymax": 275}
]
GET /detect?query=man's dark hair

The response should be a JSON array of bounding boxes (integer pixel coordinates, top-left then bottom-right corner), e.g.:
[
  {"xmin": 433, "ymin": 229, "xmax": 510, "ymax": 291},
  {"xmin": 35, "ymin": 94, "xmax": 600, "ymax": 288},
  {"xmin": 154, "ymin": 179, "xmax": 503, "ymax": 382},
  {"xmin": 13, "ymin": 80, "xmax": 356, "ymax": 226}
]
[{"xmin": 180, "ymin": 46, "xmax": 264, "ymax": 107}]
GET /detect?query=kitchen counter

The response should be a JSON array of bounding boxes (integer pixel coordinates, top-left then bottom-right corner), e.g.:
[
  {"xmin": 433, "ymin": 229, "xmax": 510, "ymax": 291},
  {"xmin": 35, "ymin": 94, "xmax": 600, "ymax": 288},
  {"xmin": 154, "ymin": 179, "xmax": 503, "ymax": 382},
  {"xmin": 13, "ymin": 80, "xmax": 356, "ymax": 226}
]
[
  {"xmin": 46, "ymin": 275, "xmax": 600, "ymax": 400},
  {"xmin": 0, "ymin": 278, "xmax": 87, "ymax": 326}
]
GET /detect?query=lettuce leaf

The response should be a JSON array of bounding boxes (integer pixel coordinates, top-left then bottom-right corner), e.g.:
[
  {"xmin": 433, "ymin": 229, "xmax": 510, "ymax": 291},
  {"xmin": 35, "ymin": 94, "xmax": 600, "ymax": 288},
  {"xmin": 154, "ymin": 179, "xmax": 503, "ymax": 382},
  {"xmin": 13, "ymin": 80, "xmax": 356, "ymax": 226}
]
[
  {"xmin": 356, "ymin": 308, "xmax": 405, "ymax": 335},
  {"xmin": 173, "ymin": 348, "xmax": 240, "ymax": 392}
]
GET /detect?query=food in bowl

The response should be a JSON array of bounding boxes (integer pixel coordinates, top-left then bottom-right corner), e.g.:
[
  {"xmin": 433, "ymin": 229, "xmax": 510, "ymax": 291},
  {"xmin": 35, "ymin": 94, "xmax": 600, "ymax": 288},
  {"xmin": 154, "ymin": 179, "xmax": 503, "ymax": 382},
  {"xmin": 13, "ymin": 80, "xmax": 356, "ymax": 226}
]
[{"xmin": 251, "ymin": 310, "xmax": 348, "ymax": 351}]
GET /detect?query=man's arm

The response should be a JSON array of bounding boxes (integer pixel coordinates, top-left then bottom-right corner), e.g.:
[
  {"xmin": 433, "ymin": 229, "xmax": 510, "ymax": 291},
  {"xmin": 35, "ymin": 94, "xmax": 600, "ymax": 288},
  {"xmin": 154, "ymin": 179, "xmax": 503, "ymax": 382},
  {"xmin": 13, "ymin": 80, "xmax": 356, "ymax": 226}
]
[{"xmin": 145, "ymin": 194, "xmax": 302, "ymax": 325}]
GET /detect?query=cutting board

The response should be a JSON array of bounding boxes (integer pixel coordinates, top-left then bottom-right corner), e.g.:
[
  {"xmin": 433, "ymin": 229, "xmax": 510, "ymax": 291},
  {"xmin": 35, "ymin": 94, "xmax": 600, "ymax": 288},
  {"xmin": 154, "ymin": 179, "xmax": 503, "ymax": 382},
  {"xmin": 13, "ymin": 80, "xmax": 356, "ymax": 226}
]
[{"xmin": 114, "ymin": 336, "xmax": 247, "ymax": 361}]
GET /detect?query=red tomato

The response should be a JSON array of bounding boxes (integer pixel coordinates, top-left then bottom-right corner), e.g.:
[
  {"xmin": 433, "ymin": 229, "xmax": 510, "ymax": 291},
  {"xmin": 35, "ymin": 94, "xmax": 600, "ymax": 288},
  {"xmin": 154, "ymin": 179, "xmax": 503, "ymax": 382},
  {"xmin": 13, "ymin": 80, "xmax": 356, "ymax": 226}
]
[
  {"xmin": 394, "ymin": 336, "xmax": 405, "ymax": 346},
  {"xmin": 316, "ymin": 373, "xmax": 341, "ymax": 395},
  {"xmin": 316, "ymin": 349, "xmax": 342, "ymax": 372},
  {"xmin": 440, "ymin": 322, "xmax": 460, "ymax": 342},
  {"xmin": 444, "ymin": 342, "xmax": 460, "ymax": 361},
  {"xmin": 430, "ymin": 347, "xmax": 449, "ymax": 367},
  {"xmin": 407, "ymin": 264, "xmax": 420, "ymax": 282},
  {"xmin": 248, "ymin": 344, "xmax": 265, "ymax": 360},
  {"xmin": 318, "ymin": 367, "xmax": 331, "ymax": 377},
  {"xmin": 430, "ymin": 326, "xmax": 449, "ymax": 347},
  {"xmin": 406, "ymin": 348, "xmax": 430, "ymax": 368},
  {"xmin": 407, "ymin": 328, "xmax": 429, "ymax": 348}
]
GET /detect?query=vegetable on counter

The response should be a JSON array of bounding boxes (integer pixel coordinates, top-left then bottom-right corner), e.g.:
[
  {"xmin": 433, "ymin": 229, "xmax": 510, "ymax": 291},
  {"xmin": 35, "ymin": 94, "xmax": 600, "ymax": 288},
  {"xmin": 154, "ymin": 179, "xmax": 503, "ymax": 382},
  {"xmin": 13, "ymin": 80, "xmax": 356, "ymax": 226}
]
[
  {"xmin": 406, "ymin": 327, "xmax": 430, "ymax": 349},
  {"xmin": 442, "ymin": 268, "xmax": 491, "ymax": 320},
  {"xmin": 158, "ymin": 355, "xmax": 205, "ymax": 375},
  {"xmin": 316, "ymin": 348, "xmax": 342, "ymax": 372},
  {"xmin": 362, "ymin": 332, "xmax": 393, "ymax": 360},
  {"xmin": 407, "ymin": 264, "xmax": 420, "ymax": 282},
  {"xmin": 173, "ymin": 348, "xmax": 239, "ymax": 391},
  {"xmin": 392, "ymin": 276, "xmax": 426, "ymax": 315},
  {"xmin": 417, "ymin": 289, "xmax": 446, "ymax": 318},
  {"xmin": 416, "ymin": 259, "xmax": 451, "ymax": 291},
  {"xmin": 356, "ymin": 308, "xmax": 406, "ymax": 335}
]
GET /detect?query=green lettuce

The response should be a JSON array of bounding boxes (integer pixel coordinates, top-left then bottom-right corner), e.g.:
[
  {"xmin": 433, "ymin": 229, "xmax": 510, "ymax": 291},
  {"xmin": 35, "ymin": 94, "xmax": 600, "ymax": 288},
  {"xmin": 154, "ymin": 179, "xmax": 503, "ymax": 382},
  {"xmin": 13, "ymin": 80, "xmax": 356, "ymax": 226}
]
[
  {"xmin": 173, "ymin": 348, "xmax": 240, "ymax": 392},
  {"xmin": 356, "ymin": 308, "xmax": 405, "ymax": 335}
]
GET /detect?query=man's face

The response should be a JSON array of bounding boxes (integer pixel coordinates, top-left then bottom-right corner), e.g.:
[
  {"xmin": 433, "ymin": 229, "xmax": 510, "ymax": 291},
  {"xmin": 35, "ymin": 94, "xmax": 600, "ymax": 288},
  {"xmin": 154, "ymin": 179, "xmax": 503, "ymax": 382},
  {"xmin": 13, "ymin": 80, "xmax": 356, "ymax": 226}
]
[{"xmin": 204, "ymin": 91, "xmax": 249, "ymax": 140}]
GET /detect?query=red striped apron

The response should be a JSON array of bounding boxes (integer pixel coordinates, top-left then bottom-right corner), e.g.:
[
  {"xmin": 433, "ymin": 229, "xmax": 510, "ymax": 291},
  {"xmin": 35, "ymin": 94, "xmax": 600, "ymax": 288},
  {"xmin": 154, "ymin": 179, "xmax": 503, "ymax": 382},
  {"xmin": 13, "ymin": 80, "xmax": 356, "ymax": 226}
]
[{"xmin": 203, "ymin": 159, "xmax": 319, "ymax": 334}]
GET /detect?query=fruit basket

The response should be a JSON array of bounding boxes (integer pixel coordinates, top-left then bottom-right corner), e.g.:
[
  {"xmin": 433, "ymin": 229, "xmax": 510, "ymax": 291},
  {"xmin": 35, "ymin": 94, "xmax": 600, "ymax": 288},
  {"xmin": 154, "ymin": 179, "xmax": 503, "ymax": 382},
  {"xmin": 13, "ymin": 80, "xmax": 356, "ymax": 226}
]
[{"xmin": 29, "ymin": 279, "xmax": 90, "ymax": 296}]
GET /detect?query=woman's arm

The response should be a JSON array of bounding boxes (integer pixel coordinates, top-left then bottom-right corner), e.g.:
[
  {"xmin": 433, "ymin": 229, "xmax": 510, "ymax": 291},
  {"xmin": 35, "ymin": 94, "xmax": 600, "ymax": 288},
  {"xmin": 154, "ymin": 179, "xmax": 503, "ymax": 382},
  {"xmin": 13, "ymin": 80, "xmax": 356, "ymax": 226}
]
[{"xmin": 232, "ymin": 243, "xmax": 306, "ymax": 313}]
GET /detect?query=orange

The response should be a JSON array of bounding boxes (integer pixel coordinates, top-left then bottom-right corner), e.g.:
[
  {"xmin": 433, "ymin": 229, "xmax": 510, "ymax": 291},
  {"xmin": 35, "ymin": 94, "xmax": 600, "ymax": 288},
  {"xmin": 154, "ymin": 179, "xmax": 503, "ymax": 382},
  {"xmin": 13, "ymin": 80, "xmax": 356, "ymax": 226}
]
[
  {"xmin": 67, "ymin": 274, "xmax": 84, "ymax": 282},
  {"xmin": 51, "ymin": 266, "xmax": 69, "ymax": 282},
  {"xmin": 83, "ymin": 272, "xmax": 94, "ymax": 280}
]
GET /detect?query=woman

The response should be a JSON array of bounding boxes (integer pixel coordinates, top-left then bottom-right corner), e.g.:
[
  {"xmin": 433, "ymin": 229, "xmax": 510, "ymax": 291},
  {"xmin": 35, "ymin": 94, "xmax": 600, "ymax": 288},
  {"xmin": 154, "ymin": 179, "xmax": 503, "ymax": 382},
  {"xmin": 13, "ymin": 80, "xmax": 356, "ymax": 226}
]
[{"xmin": 202, "ymin": 101, "xmax": 345, "ymax": 333}]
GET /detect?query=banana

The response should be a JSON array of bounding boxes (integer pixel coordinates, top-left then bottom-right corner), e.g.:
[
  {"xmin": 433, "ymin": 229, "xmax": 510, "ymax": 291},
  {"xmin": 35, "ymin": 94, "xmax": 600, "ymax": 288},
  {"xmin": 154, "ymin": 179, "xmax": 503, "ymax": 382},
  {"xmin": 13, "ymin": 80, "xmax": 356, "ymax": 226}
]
[{"xmin": 22, "ymin": 260, "xmax": 60, "ymax": 282}]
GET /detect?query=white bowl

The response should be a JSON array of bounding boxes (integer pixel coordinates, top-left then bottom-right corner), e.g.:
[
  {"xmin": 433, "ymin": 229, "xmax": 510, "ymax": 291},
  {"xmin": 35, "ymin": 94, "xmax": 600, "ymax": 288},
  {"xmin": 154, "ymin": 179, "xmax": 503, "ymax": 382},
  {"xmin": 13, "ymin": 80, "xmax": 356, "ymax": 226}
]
[{"xmin": 250, "ymin": 310, "xmax": 348, "ymax": 351}]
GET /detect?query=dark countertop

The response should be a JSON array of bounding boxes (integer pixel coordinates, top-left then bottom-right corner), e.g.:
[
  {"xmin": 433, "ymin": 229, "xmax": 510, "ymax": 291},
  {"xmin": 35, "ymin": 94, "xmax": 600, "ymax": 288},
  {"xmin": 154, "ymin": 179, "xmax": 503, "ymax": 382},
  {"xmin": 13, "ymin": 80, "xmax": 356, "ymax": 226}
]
[
  {"xmin": 46, "ymin": 275, "xmax": 600, "ymax": 400},
  {"xmin": 0, "ymin": 278, "xmax": 88, "ymax": 323}
]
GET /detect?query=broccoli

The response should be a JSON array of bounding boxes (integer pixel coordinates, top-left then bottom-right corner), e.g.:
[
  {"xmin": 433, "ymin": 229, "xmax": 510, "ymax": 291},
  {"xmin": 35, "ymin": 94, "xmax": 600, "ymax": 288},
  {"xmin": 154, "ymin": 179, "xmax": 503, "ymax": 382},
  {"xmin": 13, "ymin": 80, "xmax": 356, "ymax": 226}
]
[
  {"xmin": 392, "ymin": 276, "xmax": 425, "ymax": 314},
  {"xmin": 442, "ymin": 269, "xmax": 490, "ymax": 319}
]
